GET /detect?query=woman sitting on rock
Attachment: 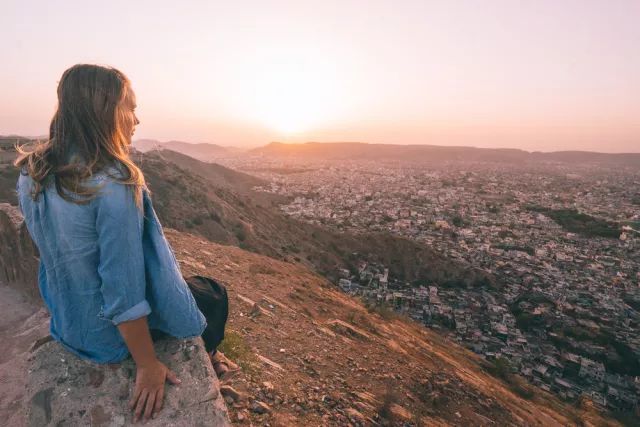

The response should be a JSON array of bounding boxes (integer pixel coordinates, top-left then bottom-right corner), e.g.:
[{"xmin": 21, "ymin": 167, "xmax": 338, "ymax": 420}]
[{"xmin": 15, "ymin": 64, "xmax": 238, "ymax": 423}]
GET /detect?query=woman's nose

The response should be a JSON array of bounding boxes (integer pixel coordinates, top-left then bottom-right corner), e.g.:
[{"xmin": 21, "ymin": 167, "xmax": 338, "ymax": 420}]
[{"xmin": 134, "ymin": 114, "xmax": 140, "ymax": 125}]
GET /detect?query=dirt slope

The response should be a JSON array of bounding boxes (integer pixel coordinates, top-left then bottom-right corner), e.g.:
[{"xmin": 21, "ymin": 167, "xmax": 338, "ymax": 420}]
[
  {"xmin": 0, "ymin": 284, "xmax": 49, "ymax": 427},
  {"xmin": 166, "ymin": 229, "xmax": 615, "ymax": 426}
]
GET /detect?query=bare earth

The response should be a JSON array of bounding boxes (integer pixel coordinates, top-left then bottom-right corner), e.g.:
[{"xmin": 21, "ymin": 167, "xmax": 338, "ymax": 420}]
[{"xmin": 0, "ymin": 284, "xmax": 49, "ymax": 427}]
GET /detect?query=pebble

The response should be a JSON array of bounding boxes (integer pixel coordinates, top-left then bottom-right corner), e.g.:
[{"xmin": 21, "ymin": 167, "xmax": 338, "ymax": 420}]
[
  {"xmin": 251, "ymin": 400, "xmax": 271, "ymax": 414},
  {"xmin": 220, "ymin": 385, "xmax": 243, "ymax": 402}
]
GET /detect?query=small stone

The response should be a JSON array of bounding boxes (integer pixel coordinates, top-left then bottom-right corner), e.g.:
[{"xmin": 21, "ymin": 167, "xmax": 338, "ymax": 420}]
[
  {"xmin": 346, "ymin": 408, "xmax": 365, "ymax": 423},
  {"xmin": 220, "ymin": 385, "xmax": 242, "ymax": 402},
  {"xmin": 262, "ymin": 381, "xmax": 274, "ymax": 391},
  {"xmin": 250, "ymin": 303, "xmax": 263, "ymax": 317},
  {"xmin": 251, "ymin": 400, "xmax": 271, "ymax": 414}
]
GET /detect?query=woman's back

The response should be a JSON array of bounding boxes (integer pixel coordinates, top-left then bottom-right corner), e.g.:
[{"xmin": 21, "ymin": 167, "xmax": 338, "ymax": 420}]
[{"xmin": 17, "ymin": 166, "xmax": 206, "ymax": 364}]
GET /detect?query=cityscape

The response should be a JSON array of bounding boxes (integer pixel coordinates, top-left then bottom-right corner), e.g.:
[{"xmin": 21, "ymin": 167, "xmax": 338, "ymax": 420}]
[{"xmin": 220, "ymin": 156, "xmax": 640, "ymax": 412}]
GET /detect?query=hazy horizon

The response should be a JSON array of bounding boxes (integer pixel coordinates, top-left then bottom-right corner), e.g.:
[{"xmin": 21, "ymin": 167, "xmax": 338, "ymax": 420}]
[
  {"xmin": 2, "ymin": 0, "xmax": 639, "ymax": 152},
  {"xmin": 2, "ymin": 135, "xmax": 640, "ymax": 155}
]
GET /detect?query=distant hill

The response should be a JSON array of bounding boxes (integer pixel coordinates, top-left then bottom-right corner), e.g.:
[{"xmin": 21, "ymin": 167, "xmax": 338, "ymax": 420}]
[
  {"xmin": 250, "ymin": 142, "xmax": 640, "ymax": 166},
  {"xmin": 145, "ymin": 149, "xmax": 265, "ymax": 192},
  {"xmin": 133, "ymin": 139, "xmax": 233, "ymax": 162}
]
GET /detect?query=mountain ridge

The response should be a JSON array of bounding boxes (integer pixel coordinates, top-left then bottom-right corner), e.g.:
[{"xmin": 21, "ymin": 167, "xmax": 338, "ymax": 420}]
[
  {"xmin": 249, "ymin": 141, "xmax": 640, "ymax": 165},
  {"xmin": 133, "ymin": 139, "xmax": 239, "ymax": 162}
]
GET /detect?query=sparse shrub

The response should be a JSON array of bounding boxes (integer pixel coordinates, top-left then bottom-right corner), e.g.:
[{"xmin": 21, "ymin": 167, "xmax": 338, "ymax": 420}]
[
  {"xmin": 485, "ymin": 358, "xmax": 535, "ymax": 400},
  {"xmin": 234, "ymin": 226, "xmax": 246, "ymax": 242},
  {"xmin": 377, "ymin": 388, "xmax": 401, "ymax": 424},
  {"xmin": 347, "ymin": 311, "xmax": 357, "ymax": 323},
  {"xmin": 248, "ymin": 263, "xmax": 277, "ymax": 275},
  {"xmin": 217, "ymin": 330, "xmax": 257, "ymax": 375},
  {"xmin": 511, "ymin": 382, "xmax": 534, "ymax": 400},
  {"xmin": 365, "ymin": 302, "xmax": 398, "ymax": 321},
  {"xmin": 487, "ymin": 357, "xmax": 512, "ymax": 380}
]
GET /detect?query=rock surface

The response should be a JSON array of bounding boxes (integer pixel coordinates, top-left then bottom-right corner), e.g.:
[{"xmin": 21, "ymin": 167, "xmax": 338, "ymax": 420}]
[
  {"xmin": 0, "ymin": 203, "xmax": 39, "ymax": 301},
  {"xmin": 25, "ymin": 337, "xmax": 230, "ymax": 426}
]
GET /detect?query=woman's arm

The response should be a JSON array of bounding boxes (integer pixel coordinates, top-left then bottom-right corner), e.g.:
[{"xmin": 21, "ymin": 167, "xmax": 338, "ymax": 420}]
[
  {"xmin": 118, "ymin": 316, "xmax": 181, "ymax": 422},
  {"xmin": 93, "ymin": 180, "xmax": 180, "ymax": 422}
]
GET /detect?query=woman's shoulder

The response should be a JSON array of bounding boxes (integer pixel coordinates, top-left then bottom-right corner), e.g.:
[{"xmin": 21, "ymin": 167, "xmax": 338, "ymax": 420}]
[
  {"xmin": 89, "ymin": 163, "xmax": 141, "ymax": 198},
  {"xmin": 90, "ymin": 163, "xmax": 128, "ymax": 185},
  {"xmin": 91, "ymin": 164, "xmax": 146, "ymax": 215}
]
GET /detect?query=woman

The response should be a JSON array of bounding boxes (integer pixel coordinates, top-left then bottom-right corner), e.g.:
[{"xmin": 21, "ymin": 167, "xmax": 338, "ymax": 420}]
[{"xmin": 14, "ymin": 64, "xmax": 237, "ymax": 423}]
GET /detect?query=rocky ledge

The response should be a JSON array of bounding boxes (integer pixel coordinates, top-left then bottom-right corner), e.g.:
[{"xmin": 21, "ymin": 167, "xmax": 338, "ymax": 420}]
[{"xmin": 25, "ymin": 336, "xmax": 230, "ymax": 426}]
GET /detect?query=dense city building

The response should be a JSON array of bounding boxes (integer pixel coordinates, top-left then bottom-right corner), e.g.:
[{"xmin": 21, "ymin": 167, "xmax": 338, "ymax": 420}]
[{"xmin": 220, "ymin": 156, "xmax": 640, "ymax": 411}]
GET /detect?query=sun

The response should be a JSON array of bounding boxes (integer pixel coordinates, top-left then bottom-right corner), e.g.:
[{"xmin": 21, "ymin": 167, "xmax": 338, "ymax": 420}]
[
  {"xmin": 253, "ymin": 64, "xmax": 336, "ymax": 135},
  {"xmin": 229, "ymin": 49, "xmax": 345, "ymax": 136},
  {"xmin": 258, "ymin": 87, "xmax": 321, "ymax": 135}
]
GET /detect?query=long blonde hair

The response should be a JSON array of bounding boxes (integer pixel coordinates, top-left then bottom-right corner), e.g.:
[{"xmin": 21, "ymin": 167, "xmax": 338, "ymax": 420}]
[{"xmin": 15, "ymin": 64, "xmax": 146, "ymax": 206}]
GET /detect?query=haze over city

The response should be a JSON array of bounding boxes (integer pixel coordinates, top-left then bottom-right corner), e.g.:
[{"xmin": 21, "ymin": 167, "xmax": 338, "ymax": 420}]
[{"xmin": 1, "ymin": 0, "xmax": 639, "ymax": 152}]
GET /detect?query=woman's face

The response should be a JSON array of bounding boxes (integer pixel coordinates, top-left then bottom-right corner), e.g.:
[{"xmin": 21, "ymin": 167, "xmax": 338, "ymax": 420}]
[{"xmin": 120, "ymin": 87, "xmax": 140, "ymax": 142}]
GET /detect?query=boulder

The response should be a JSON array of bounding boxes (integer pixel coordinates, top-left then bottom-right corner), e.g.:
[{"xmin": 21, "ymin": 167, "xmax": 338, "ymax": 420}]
[{"xmin": 25, "ymin": 336, "xmax": 230, "ymax": 426}]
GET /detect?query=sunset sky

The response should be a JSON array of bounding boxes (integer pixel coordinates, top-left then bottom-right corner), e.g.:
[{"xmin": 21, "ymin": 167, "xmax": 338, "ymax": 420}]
[{"xmin": 1, "ymin": 0, "xmax": 639, "ymax": 152}]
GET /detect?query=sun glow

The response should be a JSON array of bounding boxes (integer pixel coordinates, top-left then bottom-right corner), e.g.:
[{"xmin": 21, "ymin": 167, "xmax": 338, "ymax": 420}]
[{"xmin": 227, "ymin": 47, "xmax": 348, "ymax": 136}]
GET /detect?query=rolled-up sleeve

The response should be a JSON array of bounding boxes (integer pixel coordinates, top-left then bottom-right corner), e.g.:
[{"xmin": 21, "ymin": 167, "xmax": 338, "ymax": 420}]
[{"xmin": 95, "ymin": 180, "xmax": 150, "ymax": 325}]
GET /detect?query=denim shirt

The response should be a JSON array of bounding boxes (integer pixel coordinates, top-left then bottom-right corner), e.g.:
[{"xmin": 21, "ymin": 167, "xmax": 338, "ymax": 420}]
[{"xmin": 16, "ymin": 166, "xmax": 206, "ymax": 364}]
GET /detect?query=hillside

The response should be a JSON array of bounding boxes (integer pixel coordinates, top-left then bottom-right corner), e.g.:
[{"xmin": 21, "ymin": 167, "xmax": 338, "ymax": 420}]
[
  {"xmin": 250, "ymin": 142, "xmax": 640, "ymax": 166},
  {"xmin": 166, "ymin": 228, "xmax": 616, "ymax": 426},
  {"xmin": 134, "ymin": 139, "xmax": 233, "ymax": 161},
  {"xmin": 136, "ymin": 150, "xmax": 493, "ymax": 288},
  {"xmin": 146, "ymin": 149, "xmax": 273, "ymax": 195}
]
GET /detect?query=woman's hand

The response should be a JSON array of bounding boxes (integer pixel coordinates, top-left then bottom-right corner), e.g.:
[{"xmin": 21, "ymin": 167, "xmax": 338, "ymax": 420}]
[
  {"xmin": 129, "ymin": 359, "xmax": 181, "ymax": 422},
  {"xmin": 116, "ymin": 316, "xmax": 180, "ymax": 422}
]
